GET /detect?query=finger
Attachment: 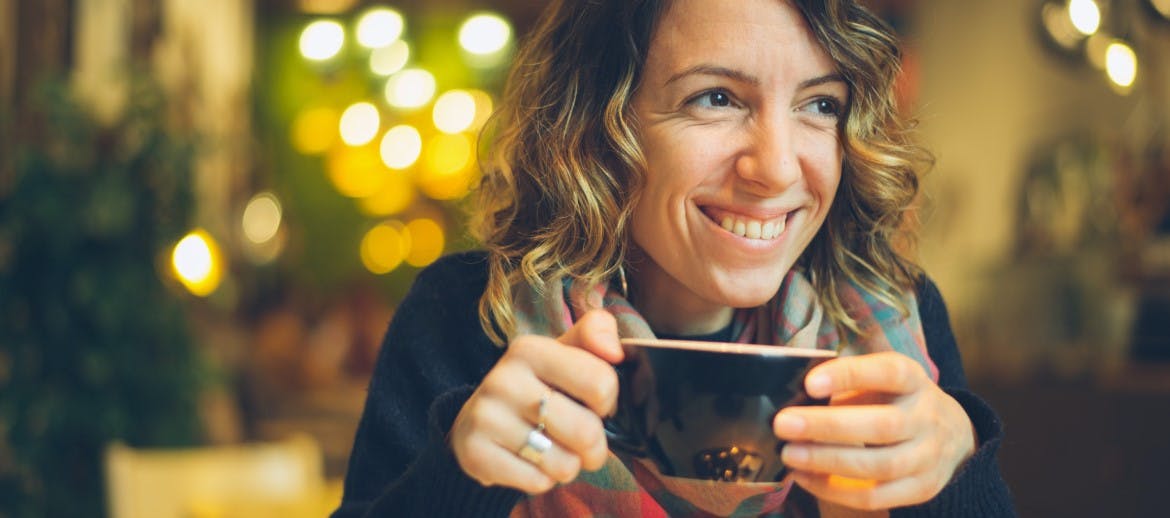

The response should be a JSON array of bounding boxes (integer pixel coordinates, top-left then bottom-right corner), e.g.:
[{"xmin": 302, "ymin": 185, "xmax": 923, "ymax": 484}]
[
  {"xmin": 789, "ymin": 470, "xmax": 941, "ymax": 511},
  {"xmin": 774, "ymin": 405, "xmax": 913, "ymax": 445},
  {"xmin": 523, "ymin": 390, "xmax": 610, "ymax": 471},
  {"xmin": 508, "ymin": 335, "xmax": 620, "ymax": 417},
  {"xmin": 804, "ymin": 352, "xmax": 927, "ymax": 399},
  {"xmin": 456, "ymin": 434, "xmax": 557, "ymax": 495},
  {"xmin": 781, "ymin": 440, "xmax": 932, "ymax": 481},
  {"xmin": 475, "ymin": 398, "xmax": 585, "ymax": 484},
  {"xmin": 557, "ymin": 310, "xmax": 624, "ymax": 364}
]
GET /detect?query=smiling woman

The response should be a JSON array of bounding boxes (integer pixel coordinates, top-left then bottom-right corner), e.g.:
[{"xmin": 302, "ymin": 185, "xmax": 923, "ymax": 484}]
[{"xmin": 332, "ymin": 0, "xmax": 1016, "ymax": 517}]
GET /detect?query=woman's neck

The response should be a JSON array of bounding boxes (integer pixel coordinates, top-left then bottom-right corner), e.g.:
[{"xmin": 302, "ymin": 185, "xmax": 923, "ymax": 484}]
[{"xmin": 627, "ymin": 263, "xmax": 734, "ymax": 337}]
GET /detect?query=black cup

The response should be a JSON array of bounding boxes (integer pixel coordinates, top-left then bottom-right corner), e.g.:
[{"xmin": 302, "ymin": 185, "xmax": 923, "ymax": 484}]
[{"xmin": 604, "ymin": 338, "xmax": 837, "ymax": 483}]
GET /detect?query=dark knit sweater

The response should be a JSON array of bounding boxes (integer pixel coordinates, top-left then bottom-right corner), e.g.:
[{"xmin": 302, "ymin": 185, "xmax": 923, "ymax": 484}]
[{"xmin": 332, "ymin": 252, "xmax": 1016, "ymax": 517}]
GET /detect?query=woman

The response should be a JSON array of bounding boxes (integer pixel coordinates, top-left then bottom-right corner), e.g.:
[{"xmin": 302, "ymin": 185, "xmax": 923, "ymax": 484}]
[{"xmin": 333, "ymin": 0, "xmax": 1015, "ymax": 516}]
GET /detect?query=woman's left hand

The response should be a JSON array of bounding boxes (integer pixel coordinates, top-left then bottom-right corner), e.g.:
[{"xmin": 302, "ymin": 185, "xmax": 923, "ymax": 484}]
[{"xmin": 773, "ymin": 351, "xmax": 977, "ymax": 511}]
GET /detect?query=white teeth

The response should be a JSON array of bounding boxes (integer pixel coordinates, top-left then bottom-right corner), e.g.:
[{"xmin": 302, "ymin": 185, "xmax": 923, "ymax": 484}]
[
  {"xmin": 714, "ymin": 213, "xmax": 786, "ymax": 241},
  {"xmin": 746, "ymin": 220, "xmax": 762, "ymax": 239}
]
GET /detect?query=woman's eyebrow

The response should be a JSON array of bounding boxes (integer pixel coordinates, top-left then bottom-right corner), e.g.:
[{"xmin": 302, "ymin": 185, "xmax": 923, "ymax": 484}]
[
  {"xmin": 664, "ymin": 65, "xmax": 759, "ymax": 87},
  {"xmin": 664, "ymin": 66, "xmax": 846, "ymax": 91},
  {"xmin": 798, "ymin": 73, "xmax": 847, "ymax": 90}
]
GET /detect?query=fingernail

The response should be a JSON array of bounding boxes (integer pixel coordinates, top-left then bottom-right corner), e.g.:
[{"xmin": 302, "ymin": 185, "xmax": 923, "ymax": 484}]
[
  {"xmin": 806, "ymin": 373, "xmax": 831, "ymax": 396},
  {"xmin": 774, "ymin": 413, "xmax": 805, "ymax": 436},
  {"xmin": 782, "ymin": 445, "xmax": 809, "ymax": 464}
]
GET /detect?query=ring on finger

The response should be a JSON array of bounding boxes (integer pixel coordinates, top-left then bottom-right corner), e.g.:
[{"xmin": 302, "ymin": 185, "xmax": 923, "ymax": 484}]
[
  {"xmin": 536, "ymin": 389, "xmax": 553, "ymax": 432},
  {"xmin": 517, "ymin": 427, "xmax": 552, "ymax": 465}
]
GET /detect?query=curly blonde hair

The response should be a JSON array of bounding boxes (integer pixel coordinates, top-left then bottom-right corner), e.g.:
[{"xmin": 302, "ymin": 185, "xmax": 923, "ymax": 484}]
[{"xmin": 473, "ymin": 0, "xmax": 931, "ymax": 345}]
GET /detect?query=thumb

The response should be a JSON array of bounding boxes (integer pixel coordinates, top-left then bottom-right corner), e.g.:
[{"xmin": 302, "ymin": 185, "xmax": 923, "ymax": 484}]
[{"xmin": 558, "ymin": 309, "xmax": 624, "ymax": 364}]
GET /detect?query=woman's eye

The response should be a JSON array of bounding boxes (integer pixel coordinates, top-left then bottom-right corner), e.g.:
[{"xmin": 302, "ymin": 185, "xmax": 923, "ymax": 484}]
[
  {"xmin": 689, "ymin": 90, "xmax": 734, "ymax": 109},
  {"xmin": 804, "ymin": 97, "xmax": 842, "ymax": 117}
]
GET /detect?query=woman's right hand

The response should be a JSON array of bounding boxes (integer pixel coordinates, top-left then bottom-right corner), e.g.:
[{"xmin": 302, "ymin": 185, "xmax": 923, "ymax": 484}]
[{"xmin": 449, "ymin": 310, "xmax": 625, "ymax": 494}]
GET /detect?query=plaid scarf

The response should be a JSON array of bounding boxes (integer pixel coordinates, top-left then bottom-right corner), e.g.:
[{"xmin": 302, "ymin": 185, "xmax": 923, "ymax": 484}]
[{"xmin": 509, "ymin": 269, "xmax": 937, "ymax": 517}]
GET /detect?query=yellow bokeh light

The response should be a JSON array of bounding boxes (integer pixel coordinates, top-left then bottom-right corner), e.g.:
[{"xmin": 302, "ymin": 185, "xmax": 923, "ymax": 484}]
[
  {"xmin": 1105, "ymin": 42, "xmax": 1137, "ymax": 89},
  {"xmin": 458, "ymin": 13, "xmax": 512, "ymax": 55},
  {"xmin": 418, "ymin": 166, "xmax": 475, "ymax": 201},
  {"xmin": 370, "ymin": 40, "xmax": 410, "ymax": 76},
  {"xmin": 242, "ymin": 192, "xmax": 282, "ymax": 244},
  {"xmin": 468, "ymin": 89, "xmax": 494, "ymax": 132},
  {"xmin": 328, "ymin": 144, "xmax": 388, "ymax": 198},
  {"xmin": 432, "ymin": 90, "xmax": 477, "ymax": 134},
  {"xmin": 424, "ymin": 133, "xmax": 473, "ymax": 176},
  {"xmin": 380, "ymin": 125, "xmax": 423, "ymax": 169},
  {"xmin": 1068, "ymin": 0, "xmax": 1101, "ymax": 36},
  {"xmin": 299, "ymin": 20, "xmax": 345, "ymax": 61},
  {"xmin": 361, "ymin": 221, "xmax": 411, "ymax": 275},
  {"xmin": 339, "ymin": 102, "xmax": 381, "ymax": 146},
  {"xmin": 171, "ymin": 229, "xmax": 223, "ymax": 297},
  {"xmin": 291, "ymin": 106, "xmax": 338, "ymax": 155},
  {"xmin": 358, "ymin": 169, "xmax": 416, "ymax": 216},
  {"xmin": 356, "ymin": 8, "xmax": 404, "ymax": 49},
  {"xmin": 405, "ymin": 218, "xmax": 445, "ymax": 267},
  {"xmin": 384, "ymin": 69, "xmax": 437, "ymax": 109}
]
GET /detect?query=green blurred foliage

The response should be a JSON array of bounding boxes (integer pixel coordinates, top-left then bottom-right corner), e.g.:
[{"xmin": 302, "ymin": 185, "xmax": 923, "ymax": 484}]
[{"xmin": 0, "ymin": 77, "xmax": 207, "ymax": 518}]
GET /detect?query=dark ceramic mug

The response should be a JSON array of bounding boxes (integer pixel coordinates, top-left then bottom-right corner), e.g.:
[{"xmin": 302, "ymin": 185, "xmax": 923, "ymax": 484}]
[{"xmin": 604, "ymin": 338, "xmax": 837, "ymax": 483}]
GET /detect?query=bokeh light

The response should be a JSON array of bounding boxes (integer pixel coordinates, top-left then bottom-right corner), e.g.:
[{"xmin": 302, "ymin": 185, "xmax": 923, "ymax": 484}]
[
  {"xmin": 370, "ymin": 40, "xmax": 410, "ymax": 76},
  {"xmin": 290, "ymin": 106, "xmax": 338, "ymax": 155},
  {"xmin": 458, "ymin": 13, "xmax": 512, "ymax": 55},
  {"xmin": 339, "ymin": 102, "xmax": 381, "ymax": 146},
  {"xmin": 468, "ymin": 89, "xmax": 494, "ymax": 132},
  {"xmin": 1105, "ymin": 41, "xmax": 1137, "ymax": 89},
  {"xmin": 380, "ymin": 125, "xmax": 423, "ymax": 169},
  {"xmin": 172, "ymin": 229, "xmax": 223, "ymax": 297},
  {"xmin": 358, "ymin": 170, "xmax": 416, "ymax": 216},
  {"xmin": 328, "ymin": 144, "xmax": 388, "ymax": 198},
  {"xmin": 432, "ymin": 90, "xmax": 477, "ymax": 134},
  {"xmin": 404, "ymin": 218, "xmax": 445, "ymax": 267},
  {"xmin": 384, "ymin": 69, "xmax": 437, "ymax": 109},
  {"xmin": 361, "ymin": 221, "xmax": 410, "ymax": 274},
  {"xmin": 424, "ymin": 133, "xmax": 473, "ymax": 176},
  {"xmin": 1068, "ymin": 0, "xmax": 1101, "ymax": 36},
  {"xmin": 299, "ymin": 20, "xmax": 345, "ymax": 61},
  {"xmin": 242, "ymin": 192, "xmax": 283, "ymax": 244},
  {"xmin": 356, "ymin": 8, "xmax": 404, "ymax": 49}
]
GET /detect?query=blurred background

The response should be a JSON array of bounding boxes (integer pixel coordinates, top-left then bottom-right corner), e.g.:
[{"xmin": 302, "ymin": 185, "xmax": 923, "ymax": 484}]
[{"xmin": 0, "ymin": 0, "xmax": 1167, "ymax": 516}]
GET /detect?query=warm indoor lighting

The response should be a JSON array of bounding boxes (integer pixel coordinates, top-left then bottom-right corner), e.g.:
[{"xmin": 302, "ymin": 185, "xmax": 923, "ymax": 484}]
[
  {"xmin": 299, "ymin": 20, "xmax": 345, "ymax": 61},
  {"xmin": 404, "ymin": 218, "xmax": 445, "ymax": 267},
  {"xmin": 1105, "ymin": 41, "xmax": 1137, "ymax": 88},
  {"xmin": 1068, "ymin": 0, "xmax": 1101, "ymax": 36},
  {"xmin": 432, "ymin": 90, "xmax": 477, "ymax": 134},
  {"xmin": 290, "ymin": 106, "xmax": 338, "ymax": 155},
  {"xmin": 355, "ymin": 7, "xmax": 404, "ymax": 49},
  {"xmin": 328, "ymin": 144, "xmax": 387, "ymax": 198},
  {"xmin": 339, "ymin": 102, "xmax": 381, "ymax": 146},
  {"xmin": 370, "ymin": 40, "xmax": 410, "ymax": 76},
  {"xmin": 468, "ymin": 90, "xmax": 494, "ymax": 132},
  {"xmin": 1152, "ymin": 0, "xmax": 1170, "ymax": 20},
  {"xmin": 171, "ymin": 229, "xmax": 223, "ymax": 297},
  {"xmin": 424, "ymin": 133, "xmax": 473, "ymax": 176},
  {"xmin": 361, "ymin": 221, "xmax": 410, "ymax": 274},
  {"xmin": 242, "ymin": 192, "xmax": 283, "ymax": 245},
  {"xmin": 358, "ymin": 170, "xmax": 415, "ymax": 216},
  {"xmin": 458, "ymin": 13, "xmax": 512, "ymax": 56},
  {"xmin": 384, "ymin": 69, "xmax": 436, "ymax": 109},
  {"xmin": 380, "ymin": 125, "xmax": 423, "ymax": 169}
]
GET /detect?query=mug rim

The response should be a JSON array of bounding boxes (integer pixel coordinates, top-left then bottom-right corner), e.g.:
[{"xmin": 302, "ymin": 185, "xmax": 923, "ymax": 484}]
[{"xmin": 619, "ymin": 338, "xmax": 838, "ymax": 358}]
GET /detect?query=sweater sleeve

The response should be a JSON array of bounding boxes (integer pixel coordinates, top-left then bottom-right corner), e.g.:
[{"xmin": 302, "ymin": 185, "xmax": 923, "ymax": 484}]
[
  {"xmin": 331, "ymin": 253, "xmax": 524, "ymax": 518},
  {"xmin": 891, "ymin": 278, "xmax": 1016, "ymax": 517}
]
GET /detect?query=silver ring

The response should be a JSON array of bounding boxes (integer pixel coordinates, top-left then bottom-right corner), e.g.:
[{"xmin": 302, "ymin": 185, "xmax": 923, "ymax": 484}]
[
  {"xmin": 517, "ymin": 428, "xmax": 552, "ymax": 464},
  {"xmin": 536, "ymin": 390, "xmax": 552, "ymax": 432}
]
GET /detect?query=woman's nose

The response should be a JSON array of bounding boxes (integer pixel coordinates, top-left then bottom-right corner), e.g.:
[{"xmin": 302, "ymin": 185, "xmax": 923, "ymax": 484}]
[{"xmin": 735, "ymin": 116, "xmax": 802, "ymax": 194}]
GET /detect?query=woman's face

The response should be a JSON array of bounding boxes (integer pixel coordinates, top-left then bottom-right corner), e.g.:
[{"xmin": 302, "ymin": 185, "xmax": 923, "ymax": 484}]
[{"xmin": 628, "ymin": 0, "xmax": 847, "ymax": 334}]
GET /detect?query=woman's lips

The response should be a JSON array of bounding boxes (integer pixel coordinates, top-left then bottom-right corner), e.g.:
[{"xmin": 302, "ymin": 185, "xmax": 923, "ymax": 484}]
[{"xmin": 700, "ymin": 206, "xmax": 791, "ymax": 241}]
